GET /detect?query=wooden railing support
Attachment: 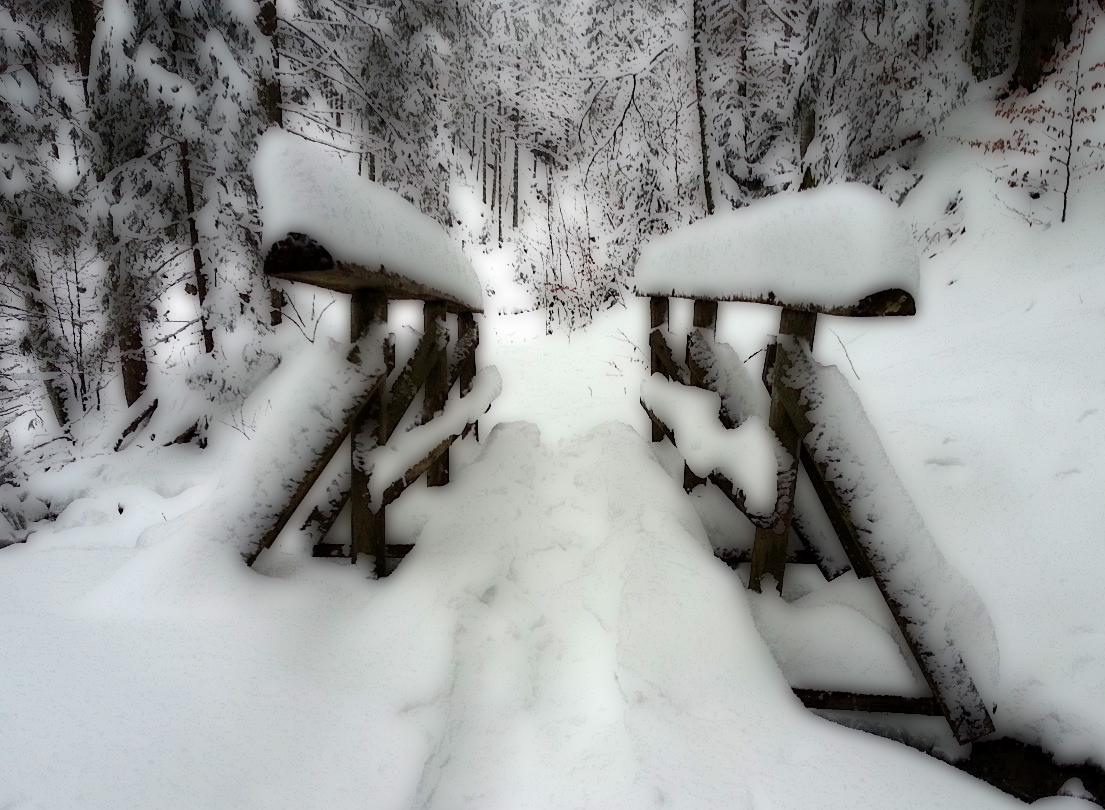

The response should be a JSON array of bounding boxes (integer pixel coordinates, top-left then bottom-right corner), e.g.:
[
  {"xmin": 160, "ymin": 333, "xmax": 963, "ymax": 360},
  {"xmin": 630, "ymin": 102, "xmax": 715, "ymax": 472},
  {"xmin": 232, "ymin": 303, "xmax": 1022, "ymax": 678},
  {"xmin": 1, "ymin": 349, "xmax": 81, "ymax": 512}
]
[
  {"xmin": 423, "ymin": 301, "xmax": 450, "ymax": 486},
  {"xmin": 749, "ymin": 307, "xmax": 816, "ymax": 593},
  {"xmin": 350, "ymin": 289, "xmax": 388, "ymax": 577},
  {"xmin": 457, "ymin": 311, "xmax": 479, "ymax": 440},
  {"xmin": 650, "ymin": 296, "xmax": 669, "ymax": 441}
]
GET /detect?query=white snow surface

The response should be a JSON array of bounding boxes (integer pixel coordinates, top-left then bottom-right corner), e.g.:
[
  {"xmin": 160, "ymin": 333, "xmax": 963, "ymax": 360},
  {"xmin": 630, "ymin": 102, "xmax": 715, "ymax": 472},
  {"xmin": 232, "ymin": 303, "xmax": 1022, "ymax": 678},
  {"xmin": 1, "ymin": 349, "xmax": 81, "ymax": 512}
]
[
  {"xmin": 635, "ymin": 182, "xmax": 920, "ymax": 309},
  {"xmin": 7, "ymin": 105, "xmax": 1105, "ymax": 807},
  {"xmin": 253, "ymin": 128, "xmax": 482, "ymax": 308},
  {"xmin": 0, "ymin": 418, "xmax": 1021, "ymax": 809}
]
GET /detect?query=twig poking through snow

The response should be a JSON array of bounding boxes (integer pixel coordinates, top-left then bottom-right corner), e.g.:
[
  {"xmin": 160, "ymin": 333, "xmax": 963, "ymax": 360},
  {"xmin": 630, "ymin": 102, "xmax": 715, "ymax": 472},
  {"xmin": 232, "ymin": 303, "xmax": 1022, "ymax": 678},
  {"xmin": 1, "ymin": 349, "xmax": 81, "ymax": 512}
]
[{"xmin": 828, "ymin": 328, "xmax": 860, "ymax": 380}]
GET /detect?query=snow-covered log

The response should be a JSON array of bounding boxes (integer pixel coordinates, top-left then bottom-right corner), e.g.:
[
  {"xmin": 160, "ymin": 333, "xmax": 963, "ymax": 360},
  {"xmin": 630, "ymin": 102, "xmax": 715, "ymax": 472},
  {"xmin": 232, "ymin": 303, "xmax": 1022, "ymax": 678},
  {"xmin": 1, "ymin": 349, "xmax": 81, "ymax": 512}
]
[
  {"xmin": 253, "ymin": 128, "xmax": 482, "ymax": 311},
  {"xmin": 635, "ymin": 183, "xmax": 918, "ymax": 315},
  {"xmin": 641, "ymin": 373, "xmax": 783, "ymax": 518},
  {"xmin": 780, "ymin": 335, "xmax": 998, "ymax": 744}
]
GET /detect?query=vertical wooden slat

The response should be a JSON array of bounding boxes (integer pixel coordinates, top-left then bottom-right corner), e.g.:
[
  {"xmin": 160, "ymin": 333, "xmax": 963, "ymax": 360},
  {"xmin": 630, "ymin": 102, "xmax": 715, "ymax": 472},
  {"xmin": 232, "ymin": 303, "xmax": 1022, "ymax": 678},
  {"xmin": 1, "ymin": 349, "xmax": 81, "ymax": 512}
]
[
  {"xmin": 649, "ymin": 296, "xmax": 669, "ymax": 442},
  {"xmin": 458, "ymin": 310, "xmax": 479, "ymax": 441},
  {"xmin": 749, "ymin": 307, "xmax": 817, "ymax": 593},
  {"xmin": 350, "ymin": 289, "xmax": 388, "ymax": 577},
  {"xmin": 687, "ymin": 299, "xmax": 719, "ymax": 390},
  {"xmin": 692, "ymin": 299, "xmax": 718, "ymax": 333},
  {"xmin": 424, "ymin": 301, "xmax": 449, "ymax": 486}
]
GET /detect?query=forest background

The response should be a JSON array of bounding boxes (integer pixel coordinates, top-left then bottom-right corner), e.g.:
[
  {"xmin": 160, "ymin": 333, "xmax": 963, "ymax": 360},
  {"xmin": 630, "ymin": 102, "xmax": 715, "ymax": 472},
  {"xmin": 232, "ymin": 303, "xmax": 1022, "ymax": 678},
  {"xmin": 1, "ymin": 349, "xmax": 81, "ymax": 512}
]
[{"xmin": 0, "ymin": 0, "xmax": 1098, "ymax": 536}]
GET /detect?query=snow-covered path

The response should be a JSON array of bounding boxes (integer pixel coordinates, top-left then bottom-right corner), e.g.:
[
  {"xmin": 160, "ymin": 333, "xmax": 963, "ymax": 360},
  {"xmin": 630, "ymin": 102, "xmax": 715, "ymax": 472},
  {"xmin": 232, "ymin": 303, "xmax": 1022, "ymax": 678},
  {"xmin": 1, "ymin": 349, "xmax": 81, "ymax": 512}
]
[
  {"xmin": 0, "ymin": 414, "xmax": 1024, "ymax": 810},
  {"xmin": 394, "ymin": 419, "xmax": 1022, "ymax": 809}
]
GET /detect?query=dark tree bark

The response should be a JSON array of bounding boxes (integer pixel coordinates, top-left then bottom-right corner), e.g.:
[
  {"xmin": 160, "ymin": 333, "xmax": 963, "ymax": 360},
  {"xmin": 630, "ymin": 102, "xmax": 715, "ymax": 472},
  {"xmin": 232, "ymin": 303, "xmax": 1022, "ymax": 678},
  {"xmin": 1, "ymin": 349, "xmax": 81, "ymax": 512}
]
[
  {"xmin": 969, "ymin": 0, "xmax": 1021, "ymax": 81},
  {"xmin": 256, "ymin": 1, "xmax": 285, "ymax": 327},
  {"xmin": 692, "ymin": 0, "xmax": 715, "ymax": 215},
  {"xmin": 70, "ymin": 0, "xmax": 96, "ymax": 104},
  {"xmin": 255, "ymin": 1, "xmax": 283, "ymax": 128},
  {"xmin": 1013, "ymin": 0, "xmax": 1074, "ymax": 91},
  {"xmin": 17, "ymin": 261, "xmax": 70, "ymax": 427},
  {"xmin": 115, "ymin": 267, "xmax": 148, "ymax": 406},
  {"xmin": 179, "ymin": 141, "xmax": 214, "ymax": 354}
]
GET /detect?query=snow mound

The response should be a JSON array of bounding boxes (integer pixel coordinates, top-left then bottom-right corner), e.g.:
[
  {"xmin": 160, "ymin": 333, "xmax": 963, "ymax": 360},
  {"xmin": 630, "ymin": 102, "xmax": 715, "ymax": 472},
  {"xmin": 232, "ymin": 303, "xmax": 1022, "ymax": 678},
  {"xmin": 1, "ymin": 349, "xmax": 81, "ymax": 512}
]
[
  {"xmin": 635, "ymin": 182, "xmax": 919, "ymax": 309},
  {"xmin": 641, "ymin": 373, "xmax": 781, "ymax": 515},
  {"xmin": 253, "ymin": 128, "xmax": 481, "ymax": 309},
  {"xmin": 785, "ymin": 337, "xmax": 1001, "ymax": 717}
]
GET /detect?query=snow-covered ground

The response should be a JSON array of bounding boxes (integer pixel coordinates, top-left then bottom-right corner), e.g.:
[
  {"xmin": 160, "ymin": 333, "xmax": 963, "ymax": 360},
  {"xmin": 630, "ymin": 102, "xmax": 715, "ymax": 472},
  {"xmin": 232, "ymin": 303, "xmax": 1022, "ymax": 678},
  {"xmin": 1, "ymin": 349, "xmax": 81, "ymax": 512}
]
[{"xmin": 4, "ymin": 91, "xmax": 1105, "ymax": 807}]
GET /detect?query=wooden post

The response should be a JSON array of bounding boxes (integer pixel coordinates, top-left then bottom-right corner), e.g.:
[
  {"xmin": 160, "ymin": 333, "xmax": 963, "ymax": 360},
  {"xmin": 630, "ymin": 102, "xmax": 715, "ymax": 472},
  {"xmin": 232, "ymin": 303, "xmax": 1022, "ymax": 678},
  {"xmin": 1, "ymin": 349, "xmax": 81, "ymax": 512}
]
[
  {"xmin": 649, "ymin": 296, "xmax": 669, "ymax": 442},
  {"xmin": 458, "ymin": 311, "xmax": 479, "ymax": 441},
  {"xmin": 749, "ymin": 307, "xmax": 816, "ymax": 593},
  {"xmin": 350, "ymin": 289, "xmax": 388, "ymax": 577},
  {"xmin": 692, "ymin": 299, "xmax": 718, "ymax": 333},
  {"xmin": 424, "ymin": 301, "xmax": 449, "ymax": 486},
  {"xmin": 687, "ymin": 298, "xmax": 718, "ymax": 389}
]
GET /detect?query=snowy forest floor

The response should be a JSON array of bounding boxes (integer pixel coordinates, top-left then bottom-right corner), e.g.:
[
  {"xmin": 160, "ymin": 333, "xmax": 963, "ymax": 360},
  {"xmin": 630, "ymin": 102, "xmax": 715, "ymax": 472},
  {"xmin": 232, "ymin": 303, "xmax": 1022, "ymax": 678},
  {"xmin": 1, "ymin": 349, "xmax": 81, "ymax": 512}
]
[{"xmin": 4, "ymin": 96, "xmax": 1105, "ymax": 808}]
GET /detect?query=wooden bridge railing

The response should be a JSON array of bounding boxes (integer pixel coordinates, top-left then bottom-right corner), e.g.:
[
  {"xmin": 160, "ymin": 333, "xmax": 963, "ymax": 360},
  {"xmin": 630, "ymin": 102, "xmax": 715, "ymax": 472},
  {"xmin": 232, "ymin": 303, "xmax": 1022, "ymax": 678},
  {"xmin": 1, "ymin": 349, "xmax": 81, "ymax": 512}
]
[
  {"xmin": 640, "ymin": 289, "xmax": 996, "ymax": 745},
  {"xmin": 241, "ymin": 233, "xmax": 498, "ymax": 577}
]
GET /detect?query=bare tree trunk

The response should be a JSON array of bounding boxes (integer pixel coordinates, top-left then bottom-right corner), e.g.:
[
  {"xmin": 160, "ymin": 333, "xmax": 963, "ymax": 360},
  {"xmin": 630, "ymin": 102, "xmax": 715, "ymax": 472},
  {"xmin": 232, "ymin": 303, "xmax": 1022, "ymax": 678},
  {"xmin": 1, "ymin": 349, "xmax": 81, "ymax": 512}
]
[
  {"xmin": 512, "ymin": 109, "xmax": 520, "ymax": 229},
  {"xmin": 693, "ymin": 0, "xmax": 715, "ymax": 215},
  {"xmin": 1014, "ymin": 0, "xmax": 1073, "ymax": 91},
  {"xmin": 17, "ymin": 262, "xmax": 70, "ymax": 426},
  {"xmin": 255, "ymin": 0, "xmax": 284, "ymax": 327},
  {"xmin": 481, "ymin": 113, "xmax": 488, "ymax": 204},
  {"xmin": 70, "ymin": 0, "xmax": 96, "ymax": 105},
  {"xmin": 179, "ymin": 141, "xmax": 214, "ymax": 354},
  {"xmin": 969, "ymin": 0, "xmax": 1021, "ymax": 80},
  {"xmin": 256, "ymin": 1, "xmax": 284, "ymax": 128},
  {"xmin": 116, "ymin": 265, "xmax": 148, "ymax": 406}
]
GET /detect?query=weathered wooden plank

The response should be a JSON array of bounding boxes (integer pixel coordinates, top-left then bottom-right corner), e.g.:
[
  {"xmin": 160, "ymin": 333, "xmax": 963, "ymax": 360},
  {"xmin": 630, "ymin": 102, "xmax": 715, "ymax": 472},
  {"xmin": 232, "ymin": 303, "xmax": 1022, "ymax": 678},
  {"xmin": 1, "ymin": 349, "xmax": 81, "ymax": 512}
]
[
  {"xmin": 797, "ymin": 446, "xmax": 877, "ymax": 580},
  {"xmin": 451, "ymin": 312, "xmax": 480, "ymax": 441},
  {"xmin": 715, "ymin": 548, "xmax": 818, "ymax": 568},
  {"xmin": 423, "ymin": 301, "xmax": 450, "ymax": 487},
  {"xmin": 793, "ymin": 689, "xmax": 941, "ymax": 715},
  {"xmin": 453, "ymin": 312, "xmax": 478, "ymax": 397},
  {"xmin": 114, "ymin": 398, "xmax": 158, "ymax": 452},
  {"xmin": 378, "ymin": 422, "xmax": 478, "ymax": 508},
  {"xmin": 790, "ymin": 481, "xmax": 854, "ymax": 582},
  {"xmin": 706, "ymin": 471, "xmax": 772, "ymax": 529},
  {"xmin": 311, "ymin": 541, "xmax": 414, "ymax": 560},
  {"xmin": 265, "ymin": 235, "xmax": 479, "ymax": 313},
  {"xmin": 640, "ymin": 399, "xmax": 707, "ymax": 499},
  {"xmin": 760, "ymin": 353, "xmax": 866, "ymax": 579},
  {"xmin": 301, "ymin": 465, "xmax": 350, "ymax": 552},
  {"xmin": 649, "ymin": 330, "xmax": 688, "ymax": 385},
  {"xmin": 685, "ymin": 329, "xmax": 763, "ymax": 429},
  {"xmin": 692, "ymin": 299, "xmax": 718, "ymax": 332},
  {"xmin": 300, "ymin": 319, "xmax": 483, "ymax": 560},
  {"xmin": 641, "ymin": 397, "xmax": 771, "ymax": 531},
  {"xmin": 780, "ymin": 337, "xmax": 995, "ymax": 744},
  {"xmin": 382, "ymin": 326, "xmax": 443, "ymax": 441},
  {"xmin": 750, "ymin": 312, "xmax": 814, "ymax": 593},
  {"xmin": 243, "ymin": 369, "xmax": 387, "ymax": 567},
  {"xmin": 650, "ymin": 297, "xmax": 670, "ymax": 441},
  {"xmin": 635, "ymin": 288, "xmax": 916, "ymax": 318},
  {"xmin": 350, "ymin": 290, "xmax": 388, "ymax": 577}
]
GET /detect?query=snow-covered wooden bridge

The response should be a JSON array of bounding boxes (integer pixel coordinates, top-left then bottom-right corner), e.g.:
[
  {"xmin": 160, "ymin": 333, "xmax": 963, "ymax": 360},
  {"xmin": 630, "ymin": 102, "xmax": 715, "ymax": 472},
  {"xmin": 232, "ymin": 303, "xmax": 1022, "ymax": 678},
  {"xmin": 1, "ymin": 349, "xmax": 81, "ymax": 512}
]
[{"xmin": 232, "ymin": 139, "xmax": 1098, "ymax": 803}]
